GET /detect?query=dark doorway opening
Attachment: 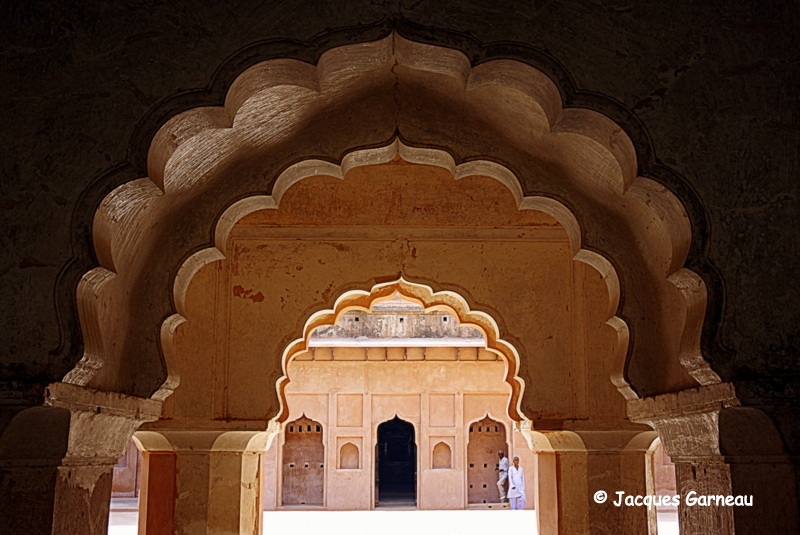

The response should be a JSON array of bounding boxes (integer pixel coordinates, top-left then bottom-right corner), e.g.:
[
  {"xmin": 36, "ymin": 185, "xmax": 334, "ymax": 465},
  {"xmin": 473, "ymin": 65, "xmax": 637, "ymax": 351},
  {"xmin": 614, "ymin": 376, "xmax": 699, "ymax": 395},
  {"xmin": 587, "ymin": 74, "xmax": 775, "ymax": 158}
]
[{"xmin": 376, "ymin": 416, "xmax": 416, "ymax": 506}]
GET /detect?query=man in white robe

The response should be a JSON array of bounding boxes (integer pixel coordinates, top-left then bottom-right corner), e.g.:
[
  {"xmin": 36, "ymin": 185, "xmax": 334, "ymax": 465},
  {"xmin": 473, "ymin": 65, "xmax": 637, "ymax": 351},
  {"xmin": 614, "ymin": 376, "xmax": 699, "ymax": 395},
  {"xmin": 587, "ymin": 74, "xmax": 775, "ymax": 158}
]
[
  {"xmin": 496, "ymin": 450, "xmax": 509, "ymax": 502},
  {"xmin": 507, "ymin": 456, "xmax": 526, "ymax": 510}
]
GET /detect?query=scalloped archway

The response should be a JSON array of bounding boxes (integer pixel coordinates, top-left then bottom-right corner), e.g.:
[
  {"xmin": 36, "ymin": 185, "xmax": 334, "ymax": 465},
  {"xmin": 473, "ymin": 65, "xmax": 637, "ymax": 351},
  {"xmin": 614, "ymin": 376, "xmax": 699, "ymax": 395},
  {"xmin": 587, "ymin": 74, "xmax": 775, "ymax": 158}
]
[
  {"xmin": 67, "ymin": 32, "xmax": 716, "ymax": 418},
  {"xmin": 276, "ymin": 277, "xmax": 527, "ymax": 423}
]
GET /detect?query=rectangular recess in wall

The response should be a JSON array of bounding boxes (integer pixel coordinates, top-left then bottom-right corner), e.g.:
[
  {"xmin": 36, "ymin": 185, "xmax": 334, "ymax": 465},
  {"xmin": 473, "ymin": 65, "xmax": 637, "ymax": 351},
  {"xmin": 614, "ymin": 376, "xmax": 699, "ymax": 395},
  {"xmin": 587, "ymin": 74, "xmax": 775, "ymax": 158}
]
[
  {"xmin": 336, "ymin": 393, "xmax": 363, "ymax": 427},
  {"xmin": 429, "ymin": 393, "xmax": 456, "ymax": 427}
]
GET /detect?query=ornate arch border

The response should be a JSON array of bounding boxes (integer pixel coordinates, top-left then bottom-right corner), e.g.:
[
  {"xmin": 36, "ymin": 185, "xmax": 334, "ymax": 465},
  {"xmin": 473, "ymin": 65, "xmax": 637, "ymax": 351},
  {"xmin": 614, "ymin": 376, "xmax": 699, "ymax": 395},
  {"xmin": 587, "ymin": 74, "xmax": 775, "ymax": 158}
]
[
  {"xmin": 276, "ymin": 277, "xmax": 525, "ymax": 422},
  {"xmin": 67, "ymin": 32, "xmax": 718, "ymax": 408}
]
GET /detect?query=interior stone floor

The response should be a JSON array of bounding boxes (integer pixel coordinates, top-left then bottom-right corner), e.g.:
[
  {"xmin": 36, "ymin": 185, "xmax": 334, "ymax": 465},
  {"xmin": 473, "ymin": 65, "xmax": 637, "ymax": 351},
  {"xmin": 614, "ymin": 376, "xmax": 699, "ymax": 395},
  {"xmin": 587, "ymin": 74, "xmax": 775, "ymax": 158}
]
[{"xmin": 107, "ymin": 500, "xmax": 681, "ymax": 534}]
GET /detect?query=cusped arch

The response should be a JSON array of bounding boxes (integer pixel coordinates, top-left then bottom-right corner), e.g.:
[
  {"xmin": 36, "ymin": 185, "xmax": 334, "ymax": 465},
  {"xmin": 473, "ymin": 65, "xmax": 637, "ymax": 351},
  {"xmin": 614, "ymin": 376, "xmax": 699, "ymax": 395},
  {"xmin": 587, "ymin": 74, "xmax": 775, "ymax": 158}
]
[
  {"xmin": 432, "ymin": 442, "xmax": 452, "ymax": 469},
  {"xmin": 339, "ymin": 442, "xmax": 360, "ymax": 470},
  {"xmin": 278, "ymin": 277, "xmax": 526, "ymax": 422},
  {"xmin": 69, "ymin": 32, "xmax": 714, "ymax": 408}
]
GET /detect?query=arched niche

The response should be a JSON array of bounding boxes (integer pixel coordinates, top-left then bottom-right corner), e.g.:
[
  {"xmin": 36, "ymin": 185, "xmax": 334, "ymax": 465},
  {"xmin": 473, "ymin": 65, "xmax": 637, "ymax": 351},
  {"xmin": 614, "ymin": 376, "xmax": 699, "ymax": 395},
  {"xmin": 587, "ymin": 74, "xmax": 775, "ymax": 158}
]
[
  {"xmin": 69, "ymin": 32, "xmax": 715, "ymax": 418},
  {"xmin": 282, "ymin": 415, "xmax": 324, "ymax": 506},
  {"xmin": 339, "ymin": 442, "xmax": 359, "ymax": 470},
  {"xmin": 432, "ymin": 442, "xmax": 452, "ymax": 470},
  {"xmin": 467, "ymin": 415, "xmax": 508, "ymax": 504}
]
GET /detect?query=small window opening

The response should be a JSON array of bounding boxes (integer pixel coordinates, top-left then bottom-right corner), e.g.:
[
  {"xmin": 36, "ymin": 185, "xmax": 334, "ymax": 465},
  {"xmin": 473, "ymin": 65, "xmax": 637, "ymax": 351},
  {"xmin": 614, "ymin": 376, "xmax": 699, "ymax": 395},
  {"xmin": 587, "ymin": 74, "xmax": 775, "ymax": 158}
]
[
  {"xmin": 495, "ymin": 426, "xmax": 498, "ymax": 432},
  {"xmin": 289, "ymin": 426, "xmax": 294, "ymax": 432},
  {"xmin": 307, "ymin": 425, "xmax": 311, "ymax": 432},
  {"xmin": 304, "ymin": 463, "xmax": 309, "ymax": 468},
  {"xmin": 469, "ymin": 426, "xmax": 473, "ymax": 432},
  {"xmin": 478, "ymin": 426, "xmax": 482, "ymax": 432},
  {"xmin": 443, "ymin": 317, "xmax": 448, "ymax": 322},
  {"xmin": 483, "ymin": 485, "xmax": 487, "ymax": 488},
  {"xmin": 354, "ymin": 317, "xmax": 359, "ymax": 322},
  {"xmin": 483, "ymin": 463, "xmax": 487, "ymax": 468},
  {"xmin": 316, "ymin": 425, "xmax": 321, "ymax": 432},
  {"xmin": 469, "ymin": 463, "xmax": 474, "ymax": 468},
  {"xmin": 399, "ymin": 317, "xmax": 404, "ymax": 322},
  {"xmin": 289, "ymin": 463, "xmax": 295, "ymax": 468},
  {"xmin": 470, "ymin": 484, "xmax": 473, "ymax": 488}
]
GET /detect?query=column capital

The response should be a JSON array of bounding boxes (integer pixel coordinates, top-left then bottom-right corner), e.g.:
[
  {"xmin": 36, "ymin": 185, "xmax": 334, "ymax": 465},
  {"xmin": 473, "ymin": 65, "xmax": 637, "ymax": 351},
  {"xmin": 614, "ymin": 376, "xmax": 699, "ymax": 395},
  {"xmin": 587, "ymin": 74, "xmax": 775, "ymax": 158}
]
[{"xmin": 627, "ymin": 383, "xmax": 740, "ymax": 461}]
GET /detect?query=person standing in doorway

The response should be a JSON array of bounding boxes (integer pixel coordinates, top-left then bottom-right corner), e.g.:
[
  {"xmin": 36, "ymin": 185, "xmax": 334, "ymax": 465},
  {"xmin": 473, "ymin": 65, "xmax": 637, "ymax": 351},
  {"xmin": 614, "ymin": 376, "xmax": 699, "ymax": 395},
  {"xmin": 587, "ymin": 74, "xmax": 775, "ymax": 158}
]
[
  {"xmin": 507, "ymin": 456, "xmax": 526, "ymax": 510},
  {"xmin": 495, "ymin": 450, "xmax": 509, "ymax": 502}
]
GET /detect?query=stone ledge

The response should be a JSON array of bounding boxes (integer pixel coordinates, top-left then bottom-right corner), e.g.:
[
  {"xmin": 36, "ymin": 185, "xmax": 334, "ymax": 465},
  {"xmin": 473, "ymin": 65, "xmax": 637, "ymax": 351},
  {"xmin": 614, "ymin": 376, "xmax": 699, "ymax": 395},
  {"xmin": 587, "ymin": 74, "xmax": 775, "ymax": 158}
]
[
  {"xmin": 44, "ymin": 382, "xmax": 162, "ymax": 420},
  {"xmin": 627, "ymin": 383, "xmax": 740, "ymax": 422}
]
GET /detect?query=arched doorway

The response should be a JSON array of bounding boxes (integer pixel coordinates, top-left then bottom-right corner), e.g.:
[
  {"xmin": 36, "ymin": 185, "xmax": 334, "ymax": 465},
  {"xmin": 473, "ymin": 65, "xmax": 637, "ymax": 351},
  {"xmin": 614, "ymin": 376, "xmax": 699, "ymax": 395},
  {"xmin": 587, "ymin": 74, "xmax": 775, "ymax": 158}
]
[
  {"xmin": 282, "ymin": 416, "xmax": 324, "ymax": 506},
  {"xmin": 376, "ymin": 416, "xmax": 417, "ymax": 507},
  {"xmin": 467, "ymin": 416, "xmax": 508, "ymax": 505}
]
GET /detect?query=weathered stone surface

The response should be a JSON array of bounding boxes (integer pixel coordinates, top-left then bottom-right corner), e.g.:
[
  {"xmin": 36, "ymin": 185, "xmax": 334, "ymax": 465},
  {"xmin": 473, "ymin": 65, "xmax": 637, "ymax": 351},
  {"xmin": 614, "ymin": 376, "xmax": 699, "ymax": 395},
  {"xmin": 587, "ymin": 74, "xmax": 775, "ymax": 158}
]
[
  {"xmin": 1, "ymin": 1, "xmax": 797, "ymax": 402},
  {"xmin": 1, "ymin": 2, "xmax": 798, "ymax": 533}
]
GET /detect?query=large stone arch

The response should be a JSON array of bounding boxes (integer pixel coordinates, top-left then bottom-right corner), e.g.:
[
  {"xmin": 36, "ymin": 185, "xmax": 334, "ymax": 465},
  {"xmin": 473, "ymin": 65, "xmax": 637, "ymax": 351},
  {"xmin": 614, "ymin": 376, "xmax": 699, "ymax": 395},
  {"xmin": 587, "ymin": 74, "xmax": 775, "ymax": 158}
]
[{"xmin": 65, "ymin": 33, "xmax": 713, "ymax": 414}]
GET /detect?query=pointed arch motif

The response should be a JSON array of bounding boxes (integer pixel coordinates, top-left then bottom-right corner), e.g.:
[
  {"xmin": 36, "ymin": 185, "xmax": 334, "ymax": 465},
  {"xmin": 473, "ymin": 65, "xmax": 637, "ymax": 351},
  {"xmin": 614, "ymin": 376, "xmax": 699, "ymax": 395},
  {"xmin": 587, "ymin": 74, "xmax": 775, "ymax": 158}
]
[
  {"xmin": 277, "ymin": 278, "xmax": 525, "ymax": 423},
  {"xmin": 69, "ymin": 32, "xmax": 715, "ymax": 409},
  {"xmin": 432, "ymin": 442, "xmax": 452, "ymax": 469}
]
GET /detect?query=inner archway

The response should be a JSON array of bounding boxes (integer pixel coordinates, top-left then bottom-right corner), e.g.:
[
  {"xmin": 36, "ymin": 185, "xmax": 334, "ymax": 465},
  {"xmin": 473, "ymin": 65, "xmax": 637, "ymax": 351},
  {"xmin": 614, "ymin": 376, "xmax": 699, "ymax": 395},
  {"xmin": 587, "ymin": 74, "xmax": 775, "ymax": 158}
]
[
  {"xmin": 132, "ymin": 154, "xmax": 648, "ymax": 532},
  {"xmin": 264, "ymin": 290, "xmax": 529, "ymax": 512},
  {"xmin": 377, "ymin": 416, "xmax": 417, "ymax": 507},
  {"xmin": 282, "ymin": 416, "xmax": 324, "ymax": 506},
  {"xmin": 468, "ymin": 416, "xmax": 508, "ymax": 505}
]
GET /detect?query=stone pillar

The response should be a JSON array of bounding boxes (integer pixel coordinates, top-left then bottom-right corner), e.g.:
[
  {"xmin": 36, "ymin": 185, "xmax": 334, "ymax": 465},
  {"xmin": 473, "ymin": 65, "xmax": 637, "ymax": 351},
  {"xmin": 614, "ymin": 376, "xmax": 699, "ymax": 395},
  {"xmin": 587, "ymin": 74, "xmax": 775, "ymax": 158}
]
[
  {"xmin": 532, "ymin": 451, "xmax": 559, "ymax": 535},
  {"xmin": 629, "ymin": 382, "xmax": 800, "ymax": 535},
  {"xmin": 0, "ymin": 382, "xmax": 160, "ymax": 535},
  {"xmin": 135, "ymin": 429, "xmax": 270, "ymax": 535},
  {"xmin": 137, "ymin": 450, "xmax": 177, "ymax": 535},
  {"xmin": 523, "ymin": 427, "xmax": 655, "ymax": 535}
]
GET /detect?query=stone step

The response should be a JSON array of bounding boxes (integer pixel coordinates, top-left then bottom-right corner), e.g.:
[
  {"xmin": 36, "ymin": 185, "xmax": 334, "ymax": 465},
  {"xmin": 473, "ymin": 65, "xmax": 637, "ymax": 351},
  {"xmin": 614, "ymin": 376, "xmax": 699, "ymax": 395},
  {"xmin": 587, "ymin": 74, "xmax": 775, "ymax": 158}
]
[{"xmin": 468, "ymin": 502, "xmax": 510, "ymax": 510}]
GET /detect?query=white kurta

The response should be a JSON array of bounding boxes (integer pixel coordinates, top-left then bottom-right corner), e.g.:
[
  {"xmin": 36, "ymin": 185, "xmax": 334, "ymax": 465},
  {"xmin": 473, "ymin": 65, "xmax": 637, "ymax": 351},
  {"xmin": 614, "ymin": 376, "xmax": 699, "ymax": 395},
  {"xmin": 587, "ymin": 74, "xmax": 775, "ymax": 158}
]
[{"xmin": 507, "ymin": 465, "xmax": 525, "ymax": 498}]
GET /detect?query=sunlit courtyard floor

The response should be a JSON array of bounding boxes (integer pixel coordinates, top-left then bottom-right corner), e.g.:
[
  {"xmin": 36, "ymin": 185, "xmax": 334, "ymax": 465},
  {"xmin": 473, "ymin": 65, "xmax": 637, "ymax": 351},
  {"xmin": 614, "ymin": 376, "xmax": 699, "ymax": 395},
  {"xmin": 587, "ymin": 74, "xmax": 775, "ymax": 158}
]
[{"xmin": 108, "ymin": 502, "xmax": 679, "ymax": 535}]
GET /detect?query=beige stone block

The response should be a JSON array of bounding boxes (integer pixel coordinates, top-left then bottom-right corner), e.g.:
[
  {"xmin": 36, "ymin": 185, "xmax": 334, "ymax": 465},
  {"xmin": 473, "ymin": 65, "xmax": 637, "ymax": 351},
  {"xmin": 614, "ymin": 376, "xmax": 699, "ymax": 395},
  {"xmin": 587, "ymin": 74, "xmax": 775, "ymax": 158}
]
[
  {"xmin": 333, "ymin": 347, "xmax": 366, "ymax": 361},
  {"xmin": 314, "ymin": 347, "xmax": 333, "ymax": 361},
  {"xmin": 386, "ymin": 347, "xmax": 406, "ymax": 361},
  {"xmin": 426, "ymin": 346, "xmax": 458, "ymax": 361},
  {"xmin": 367, "ymin": 347, "xmax": 386, "ymax": 361},
  {"xmin": 336, "ymin": 394, "xmax": 363, "ymax": 427},
  {"xmin": 406, "ymin": 347, "xmax": 425, "ymax": 361},
  {"xmin": 478, "ymin": 348, "xmax": 497, "ymax": 361},
  {"xmin": 459, "ymin": 347, "xmax": 478, "ymax": 361}
]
